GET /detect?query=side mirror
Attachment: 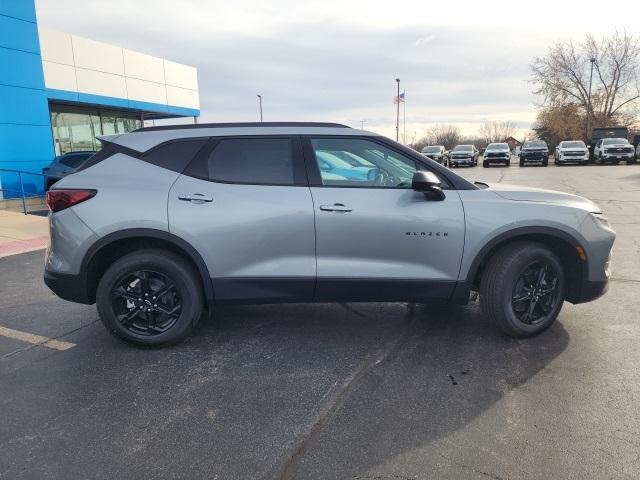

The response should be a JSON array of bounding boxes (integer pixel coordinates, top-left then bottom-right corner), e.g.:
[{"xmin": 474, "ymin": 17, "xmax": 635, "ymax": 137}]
[{"xmin": 412, "ymin": 171, "xmax": 445, "ymax": 201}]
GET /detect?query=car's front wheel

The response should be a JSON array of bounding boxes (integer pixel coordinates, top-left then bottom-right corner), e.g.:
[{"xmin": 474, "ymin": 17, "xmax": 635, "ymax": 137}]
[
  {"xmin": 96, "ymin": 249, "xmax": 204, "ymax": 346},
  {"xmin": 479, "ymin": 242, "xmax": 565, "ymax": 337}
]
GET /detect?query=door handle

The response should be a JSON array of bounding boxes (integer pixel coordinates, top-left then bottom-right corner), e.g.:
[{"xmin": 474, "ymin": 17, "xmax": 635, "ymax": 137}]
[
  {"xmin": 319, "ymin": 203, "xmax": 352, "ymax": 212},
  {"xmin": 178, "ymin": 193, "xmax": 213, "ymax": 203}
]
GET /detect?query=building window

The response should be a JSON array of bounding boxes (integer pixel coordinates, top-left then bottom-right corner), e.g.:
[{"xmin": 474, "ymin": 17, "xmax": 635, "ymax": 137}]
[{"xmin": 49, "ymin": 105, "xmax": 143, "ymax": 155}]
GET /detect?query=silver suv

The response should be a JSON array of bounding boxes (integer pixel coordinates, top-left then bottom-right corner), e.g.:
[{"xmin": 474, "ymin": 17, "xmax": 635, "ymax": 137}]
[{"xmin": 44, "ymin": 122, "xmax": 615, "ymax": 346}]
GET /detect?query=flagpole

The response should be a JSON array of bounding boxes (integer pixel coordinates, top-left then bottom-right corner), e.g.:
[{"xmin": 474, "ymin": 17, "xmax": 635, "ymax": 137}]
[
  {"xmin": 395, "ymin": 78, "xmax": 400, "ymax": 142},
  {"xmin": 403, "ymin": 92, "xmax": 406, "ymax": 144}
]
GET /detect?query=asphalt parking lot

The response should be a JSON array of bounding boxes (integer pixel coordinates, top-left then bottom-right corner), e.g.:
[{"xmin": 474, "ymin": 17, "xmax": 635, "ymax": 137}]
[{"xmin": 1, "ymin": 161, "xmax": 639, "ymax": 480}]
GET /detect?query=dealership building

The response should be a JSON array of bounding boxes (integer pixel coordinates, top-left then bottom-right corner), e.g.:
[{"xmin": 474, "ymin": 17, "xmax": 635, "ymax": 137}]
[{"xmin": 0, "ymin": 0, "xmax": 200, "ymax": 197}]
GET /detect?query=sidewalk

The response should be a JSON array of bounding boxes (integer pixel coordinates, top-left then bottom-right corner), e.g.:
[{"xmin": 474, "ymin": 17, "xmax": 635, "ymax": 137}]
[{"xmin": 0, "ymin": 210, "xmax": 49, "ymax": 258}]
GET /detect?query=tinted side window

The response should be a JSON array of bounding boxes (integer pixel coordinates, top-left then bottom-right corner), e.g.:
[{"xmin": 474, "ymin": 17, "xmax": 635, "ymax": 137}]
[
  {"xmin": 311, "ymin": 137, "xmax": 417, "ymax": 188},
  {"xmin": 141, "ymin": 138, "xmax": 208, "ymax": 173},
  {"xmin": 207, "ymin": 138, "xmax": 294, "ymax": 185}
]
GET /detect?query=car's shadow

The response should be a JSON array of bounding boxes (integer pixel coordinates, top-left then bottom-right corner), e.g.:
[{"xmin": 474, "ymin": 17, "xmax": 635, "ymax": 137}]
[
  {"xmin": 271, "ymin": 301, "xmax": 570, "ymax": 479},
  {"xmin": 1, "ymin": 297, "xmax": 569, "ymax": 480}
]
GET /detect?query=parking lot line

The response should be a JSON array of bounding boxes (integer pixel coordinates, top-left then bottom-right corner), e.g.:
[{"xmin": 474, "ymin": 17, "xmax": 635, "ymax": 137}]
[{"xmin": 0, "ymin": 326, "xmax": 76, "ymax": 351}]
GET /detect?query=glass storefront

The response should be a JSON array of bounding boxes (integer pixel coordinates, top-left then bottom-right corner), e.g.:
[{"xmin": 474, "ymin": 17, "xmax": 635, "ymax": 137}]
[{"xmin": 50, "ymin": 104, "xmax": 143, "ymax": 156}]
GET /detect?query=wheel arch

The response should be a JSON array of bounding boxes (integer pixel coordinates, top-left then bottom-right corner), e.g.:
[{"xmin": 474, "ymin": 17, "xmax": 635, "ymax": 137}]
[
  {"xmin": 82, "ymin": 229, "xmax": 214, "ymax": 308},
  {"xmin": 462, "ymin": 226, "xmax": 588, "ymax": 304}
]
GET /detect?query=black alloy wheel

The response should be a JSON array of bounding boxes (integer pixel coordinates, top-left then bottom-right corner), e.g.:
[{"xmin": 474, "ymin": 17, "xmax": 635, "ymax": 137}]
[
  {"xmin": 111, "ymin": 269, "xmax": 181, "ymax": 336},
  {"xmin": 96, "ymin": 249, "xmax": 203, "ymax": 346},
  {"xmin": 511, "ymin": 261, "xmax": 560, "ymax": 326}
]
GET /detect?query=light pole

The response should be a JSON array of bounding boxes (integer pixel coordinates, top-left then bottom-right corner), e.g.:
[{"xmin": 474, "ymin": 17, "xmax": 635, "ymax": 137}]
[
  {"xmin": 395, "ymin": 78, "xmax": 400, "ymax": 141},
  {"xmin": 257, "ymin": 94, "xmax": 263, "ymax": 122},
  {"xmin": 586, "ymin": 57, "xmax": 595, "ymax": 142}
]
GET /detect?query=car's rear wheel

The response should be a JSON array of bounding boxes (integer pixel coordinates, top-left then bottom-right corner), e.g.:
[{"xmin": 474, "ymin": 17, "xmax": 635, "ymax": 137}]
[
  {"xmin": 479, "ymin": 242, "xmax": 565, "ymax": 337},
  {"xmin": 96, "ymin": 249, "xmax": 203, "ymax": 346}
]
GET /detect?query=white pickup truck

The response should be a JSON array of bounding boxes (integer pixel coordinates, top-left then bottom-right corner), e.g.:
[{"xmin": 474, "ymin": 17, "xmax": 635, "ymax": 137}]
[{"xmin": 593, "ymin": 137, "xmax": 635, "ymax": 165}]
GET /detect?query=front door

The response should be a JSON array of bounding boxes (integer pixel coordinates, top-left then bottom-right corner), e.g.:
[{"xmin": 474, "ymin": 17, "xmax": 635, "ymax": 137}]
[
  {"xmin": 305, "ymin": 137, "xmax": 465, "ymax": 302},
  {"xmin": 168, "ymin": 136, "xmax": 316, "ymax": 303}
]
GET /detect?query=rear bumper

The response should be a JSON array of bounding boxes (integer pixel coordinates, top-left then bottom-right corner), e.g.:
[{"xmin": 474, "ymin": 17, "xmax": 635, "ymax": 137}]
[{"xmin": 44, "ymin": 269, "xmax": 93, "ymax": 304}]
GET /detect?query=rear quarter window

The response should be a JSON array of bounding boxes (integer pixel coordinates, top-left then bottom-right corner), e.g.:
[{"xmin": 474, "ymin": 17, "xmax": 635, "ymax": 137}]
[{"xmin": 141, "ymin": 138, "xmax": 208, "ymax": 173}]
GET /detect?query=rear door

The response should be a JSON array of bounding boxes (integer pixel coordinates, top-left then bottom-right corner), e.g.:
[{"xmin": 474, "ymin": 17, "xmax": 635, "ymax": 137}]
[
  {"xmin": 168, "ymin": 136, "xmax": 316, "ymax": 303},
  {"xmin": 304, "ymin": 136, "xmax": 465, "ymax": 302}
]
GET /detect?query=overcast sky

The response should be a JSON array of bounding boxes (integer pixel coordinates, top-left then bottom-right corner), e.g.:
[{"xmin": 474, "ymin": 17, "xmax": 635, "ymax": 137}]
[{"xmin": 35, "ymin": 0, "xmax": 638, "ymax": 141}]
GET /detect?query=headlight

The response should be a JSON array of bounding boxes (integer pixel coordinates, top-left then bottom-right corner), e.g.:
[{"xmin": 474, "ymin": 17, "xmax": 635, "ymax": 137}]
[{"xmin": 591, "ymin": 213, "xmax": 611, "ymax": 230}]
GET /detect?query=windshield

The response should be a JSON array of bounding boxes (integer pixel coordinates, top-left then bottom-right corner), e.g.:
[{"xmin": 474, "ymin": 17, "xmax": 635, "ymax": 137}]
[
  {"xmin": 603, "ymin": 138, "xmax": 629, "ymax": 145},
  {"xmin": 524, "ymin": 141, "xmax": 546, "ymax": 148},
  {"xmin": 560, "ymin": 141, "xmax": 586, "ymax": 148},
  {"xmin": 486, "ymin": 143, "xmax": 508, "ymax": 150},
  {"xmin": 453, "ymin": 145, "xmax": 473, "ymax": 152},
  {"xmin": 422, "ymin": 146, "xmax": 442, "ymax": 153}
]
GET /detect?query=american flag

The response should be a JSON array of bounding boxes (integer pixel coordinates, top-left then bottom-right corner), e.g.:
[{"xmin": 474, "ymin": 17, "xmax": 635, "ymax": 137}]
[{"xmin": 393, "ymin": 92, "xmax": 405, "ymax": 104}]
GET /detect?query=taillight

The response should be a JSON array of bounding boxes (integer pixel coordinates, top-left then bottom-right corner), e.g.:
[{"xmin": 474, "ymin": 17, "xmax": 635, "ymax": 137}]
[{"xmin": 46, "ymin": 189, "xmax": 96, "ymax": 212}]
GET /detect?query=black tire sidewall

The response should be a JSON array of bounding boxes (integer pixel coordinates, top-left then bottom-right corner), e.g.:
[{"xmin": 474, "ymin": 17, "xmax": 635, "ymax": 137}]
[{"xmin": 96, "ymin": 250, "xmax": 203, "ymax": 346}]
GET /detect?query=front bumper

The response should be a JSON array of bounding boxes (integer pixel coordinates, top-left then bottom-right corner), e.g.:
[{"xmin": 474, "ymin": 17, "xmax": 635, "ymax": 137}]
[
  {"xmin": 450, "ymin": 157, "xmax": 473, "ymax": 166},
  {"xmin": 520, "ymin": 154, "xmax": 549, "ymax": 162},
  {"xmin": 44, "ymin": 269, "xmax": 93, "ymax": 304},
  {"xmin": 485, "ymin": 155, "xmax": 510, "ymax": 163},
  {"xmin": 602, "ymin": 153, "xmax": 634, "ymax": 161},
  {"xmin": 575, "ymin": 279, "xmax": 609, "ymax": 304}
]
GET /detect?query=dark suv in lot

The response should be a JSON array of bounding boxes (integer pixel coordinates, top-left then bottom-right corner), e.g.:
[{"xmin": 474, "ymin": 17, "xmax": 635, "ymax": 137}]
[{"xmin": 519, "ymin": 140, "xmax": 549, "ymax": 167}]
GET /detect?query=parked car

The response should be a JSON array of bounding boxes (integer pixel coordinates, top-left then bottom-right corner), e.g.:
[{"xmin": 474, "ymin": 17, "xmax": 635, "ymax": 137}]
[
  {"xmin": 636, "ymin": 142, "xmax": 640, "ymax": 160},
  {"xmin": 555, "ymin": 140, "xmax": 589, "ymax": 166},
  {"xmin": 519, "ymin": 140, "xmax": 549, "ymax": 166},
  {"xmin": 42, "ymin": 151, "xmax": 95, "ymax": 190},
  {"xmin": 482, "ymin": 143, "xmax": 511, "ymax": 167},
  {"xmin": 449, "ymin": 145, "xmax": 479, "ymax": 167},
  {"xmin": 420, "ymin": 145, "xmax": 447, "ymax": 164},
  {"xmin": 593, "ymin": 138, "xmax": 635, "ymax": 165},
  {"xmin": 44, "ymin": 122, "xmax": 615, "ymax": 346}
]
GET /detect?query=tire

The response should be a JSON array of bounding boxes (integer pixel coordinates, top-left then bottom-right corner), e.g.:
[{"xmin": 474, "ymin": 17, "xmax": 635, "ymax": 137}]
[
  {"xmin": 506, "ymin": 160, "xmax": 510, "ymax": 167},
  {"xmin": 483, "ymin": 160, "xmax": 489, "ymax": 168},
  {"xmin": 479, "ymin": 242, "xmax": 565, "ymax": 338},
  {"xmin": 626, "ymin": 159, "xmax": 635, "ymax": 165},
  {"xmin": 96, "ymin": 249, "xmax": 204, "ymax": 346},
  {"xmin": 519, "ymin": 159, "xmax": 524, "ymax": 167},
  {"xmin": 542, "ymin": 159, "xmax": 548, "ymax": 167}
]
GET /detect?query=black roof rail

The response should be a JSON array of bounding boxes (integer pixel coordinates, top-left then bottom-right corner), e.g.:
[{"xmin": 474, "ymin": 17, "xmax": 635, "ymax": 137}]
[{"xmin": 133, "ymin": 121, "xmax": 352, "ymax": 133}]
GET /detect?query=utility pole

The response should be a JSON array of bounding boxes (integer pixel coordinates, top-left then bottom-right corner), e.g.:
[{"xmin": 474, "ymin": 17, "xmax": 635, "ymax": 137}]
[
  {"xmin": 360, "ymin": 119, "xmax": 365, "ymax": 129},
  {"xmin": 586, "ymin": 58, "xmax": 595, "ymax": 142},
  {"xmin": 257, "ymin": 94, "xmax": 263, "ymax": 122},
  {"xmin": 395, "ymin": 78, "xmax": 400, "ymax": 141}
]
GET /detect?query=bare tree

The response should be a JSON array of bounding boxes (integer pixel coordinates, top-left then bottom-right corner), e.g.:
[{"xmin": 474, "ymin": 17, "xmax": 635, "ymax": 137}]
[
  {"xmin": 530, "ymin": 31, "xmax": 640, "ymax": 128},
  {"xmin": 478, "ymin": 121, "xmax": 517, "ymax": 144},
  {"xmin": 416, "ymin": 124, "xmax": 462, "ymax": 150}
]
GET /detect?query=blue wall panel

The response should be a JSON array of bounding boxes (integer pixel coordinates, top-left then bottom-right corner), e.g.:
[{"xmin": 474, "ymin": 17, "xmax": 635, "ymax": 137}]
[
  {"xmin": 0, "ymin": 3, "xmax": 53, "ymax": 198},
  {"xmin": 0, "ymin": 0, "xmax": 37, "ymax": 22},
  {"xmin": 0, "ymin": 84, "xmax": 50, "ymax": 125},
  {"xmin": 47, "ymin": 88, "xmax": 200, "ymax": 118},
  {"xmin": 0, "ymin": 45, "xmax": 45, "ymax": 89},
  {"xmin": 0, "ymin": 14, "xmax": 39, "ymax": 53}
]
